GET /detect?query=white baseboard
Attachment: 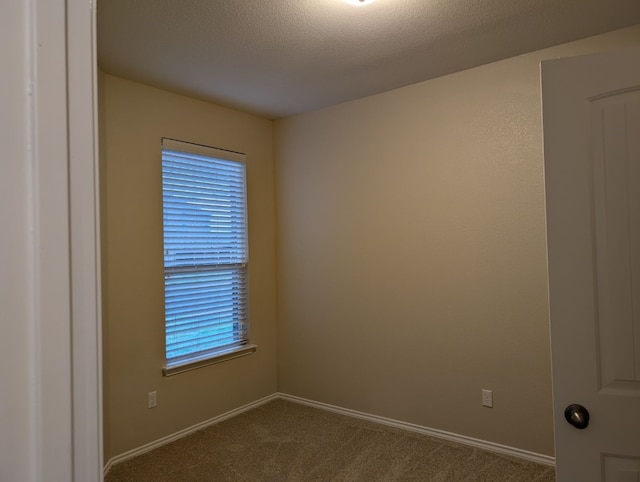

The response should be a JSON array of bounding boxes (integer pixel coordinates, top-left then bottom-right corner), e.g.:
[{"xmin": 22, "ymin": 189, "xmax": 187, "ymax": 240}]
[
  {"xmin": 277, "ymin": 393, "xmax": 555, "ymax": 467},
  {"xmin": 104, "ymin": 391, "xmax": 554, "ymax": 476},
  {"xmin": 103, "ymin": 393, "xmax": 279, "ymax": 476}
]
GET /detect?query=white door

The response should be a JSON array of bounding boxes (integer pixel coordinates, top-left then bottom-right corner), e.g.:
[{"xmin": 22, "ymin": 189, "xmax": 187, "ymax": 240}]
[{"xmin": 543, "ymin": 48, "xmax": 640, "ymax": 481}]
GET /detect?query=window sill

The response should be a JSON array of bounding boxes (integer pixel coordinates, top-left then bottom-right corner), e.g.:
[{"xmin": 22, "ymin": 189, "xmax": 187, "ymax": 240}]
[{"xmin": 163, "ymin": 344, "xmax": 257, "ymax": 377}]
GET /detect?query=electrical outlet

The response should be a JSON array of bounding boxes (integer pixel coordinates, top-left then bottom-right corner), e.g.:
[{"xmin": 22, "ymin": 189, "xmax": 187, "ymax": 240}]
[
  {"xmin": 482, "ymin": 389, "xmax": 493, "ymax": 408},
  {"xmin": 148, "ymin": 391, "xmax": 157, "ymax": 409}
]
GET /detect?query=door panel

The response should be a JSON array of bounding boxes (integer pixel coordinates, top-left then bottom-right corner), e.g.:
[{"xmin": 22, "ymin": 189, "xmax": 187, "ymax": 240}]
[
  {"xmin": 542, "ymin": 48, "xmax": 640, "ymax": 481},
  {"xmin": 592, "ymin": 90, "xmax": 640, "ymax": 394},
  {"xmin": 603, "ymin": 455, "xmax": 640, "ymax": 482}
]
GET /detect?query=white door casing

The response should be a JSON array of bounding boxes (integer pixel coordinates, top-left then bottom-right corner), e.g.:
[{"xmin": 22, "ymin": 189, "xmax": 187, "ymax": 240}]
[
  {"xmin": 0, "ymin": 0, "xmax": 101, "ymax": 480},
  {"xmin": 68, "ymin": 0, "xmax": 103, "ymax": 479},
  {"xmin": 543, "ymin": 48, "xmax": 640, "ymax": 481}
]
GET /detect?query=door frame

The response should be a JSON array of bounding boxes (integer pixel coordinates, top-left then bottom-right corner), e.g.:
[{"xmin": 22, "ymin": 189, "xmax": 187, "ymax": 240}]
[
  {"xmin": 67, "ymin": 0, "xmax": 103, "ymax": 479},
  {"xmin": 1, "ymin": 0, "xmax": 102, "ymax": 479}
]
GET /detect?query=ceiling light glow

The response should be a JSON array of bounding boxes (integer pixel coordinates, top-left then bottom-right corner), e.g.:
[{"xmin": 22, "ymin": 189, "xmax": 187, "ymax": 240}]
[{"xmin": 344, "ymin": 0, "xmax": 376, "ymax": 6}]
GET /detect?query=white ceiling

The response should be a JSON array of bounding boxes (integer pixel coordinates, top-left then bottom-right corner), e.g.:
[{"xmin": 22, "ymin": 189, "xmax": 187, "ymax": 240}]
[{"xmin": 98, "ymin": 0, "xmax": 640, "ymax": 119}]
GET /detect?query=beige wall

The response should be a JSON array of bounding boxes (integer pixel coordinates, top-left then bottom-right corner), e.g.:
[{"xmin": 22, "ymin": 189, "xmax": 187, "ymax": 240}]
[
  {"xmin": 98, "ymin": 69, "xmax": 111, "ymax": 463},
  {"xmin": 274, "ymin": 26, "xmax": 640, "ymax": 457},
  {"xmin": 101, "ymin": 74, "xmax": 278, "ymax": 458}
]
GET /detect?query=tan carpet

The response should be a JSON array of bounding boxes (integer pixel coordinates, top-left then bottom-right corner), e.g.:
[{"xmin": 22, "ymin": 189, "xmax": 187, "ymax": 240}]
[{"xmin": 105, "ymin": 399, "xmax": 555, "ymax": 481}]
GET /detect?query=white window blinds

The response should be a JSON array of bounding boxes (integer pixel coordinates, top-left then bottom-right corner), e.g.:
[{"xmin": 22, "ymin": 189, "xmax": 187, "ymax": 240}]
[{"xmin": 161, "ymin": 138, "xmax": 249, "ymax": 370}]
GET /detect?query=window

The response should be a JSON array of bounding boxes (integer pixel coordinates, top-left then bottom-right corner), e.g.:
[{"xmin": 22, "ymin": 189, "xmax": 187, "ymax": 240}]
[{"xmin": 161, "ymin": 138, "xmax": 254, "ymax": 375}]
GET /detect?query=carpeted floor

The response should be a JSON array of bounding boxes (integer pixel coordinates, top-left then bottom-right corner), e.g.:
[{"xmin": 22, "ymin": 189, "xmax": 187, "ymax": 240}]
[{"xmin": 105, "ymin": 399, "xmax": 555, "ymax": 481}]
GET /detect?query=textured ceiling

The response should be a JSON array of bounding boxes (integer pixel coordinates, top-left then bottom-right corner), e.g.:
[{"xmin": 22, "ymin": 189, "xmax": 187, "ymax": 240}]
[{"xmin": 98, "ymin": 0, "xmax": 640, "ymax": 119}]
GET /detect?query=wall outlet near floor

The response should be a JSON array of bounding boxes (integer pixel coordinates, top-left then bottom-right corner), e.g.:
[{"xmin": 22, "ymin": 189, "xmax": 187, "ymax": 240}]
[
  {"xmin": 481, "ymin": 389, "xmax": 493, "ymax": 408},
  {"xmin": 148, "ymin": 390, "xmax": 157, "ymax": 408}
]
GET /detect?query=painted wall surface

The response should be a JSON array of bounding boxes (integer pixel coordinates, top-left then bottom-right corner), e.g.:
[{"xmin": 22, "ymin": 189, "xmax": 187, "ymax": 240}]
[
  {"xmin": 102, "ymin": 74, "xmax": 278, "ymax": 458},
  {"xmin": 98, "ymin": 69, "xmax": 111, "ymax": 464},
  {"xmin": 274, "ymin": 26, "xmax": 640, "ymax": 457}
]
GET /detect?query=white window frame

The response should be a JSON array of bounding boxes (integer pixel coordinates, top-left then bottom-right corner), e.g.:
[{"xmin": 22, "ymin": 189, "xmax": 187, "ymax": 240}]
[{"xmin": 161, "ymin": 138, "xmax": 255, "ymax": 376}]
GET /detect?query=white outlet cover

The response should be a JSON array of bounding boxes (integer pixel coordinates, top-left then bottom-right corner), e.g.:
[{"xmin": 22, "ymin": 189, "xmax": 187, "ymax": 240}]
[
  {"xmin": 148, "ymin": 391, "xmax": 157, "ymax": 408},
  {"xmin": 482, "ymin": 389, "xmax": 493, "ymax": 408}
]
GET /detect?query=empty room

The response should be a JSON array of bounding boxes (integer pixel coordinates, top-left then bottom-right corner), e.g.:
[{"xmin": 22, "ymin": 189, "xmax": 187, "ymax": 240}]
[{"xmin": 9, "ymin": 0, "xmax": 637, "ymax": 481}]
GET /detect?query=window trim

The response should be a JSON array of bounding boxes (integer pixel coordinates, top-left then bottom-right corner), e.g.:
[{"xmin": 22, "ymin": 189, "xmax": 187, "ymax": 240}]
[
  {"xmin": 163, "ymin": 344, "xmax": 257, "ymax": 376},
  {"xmin": 161, "ymin": 138, "xmax": 254, "ymax": 375}
]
